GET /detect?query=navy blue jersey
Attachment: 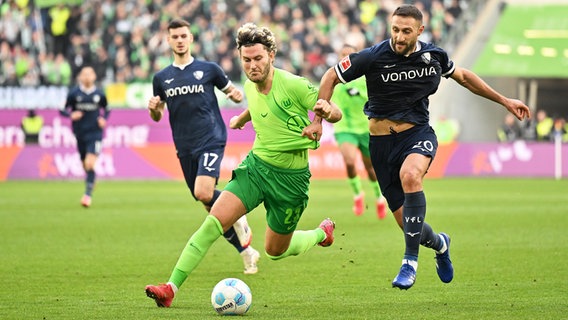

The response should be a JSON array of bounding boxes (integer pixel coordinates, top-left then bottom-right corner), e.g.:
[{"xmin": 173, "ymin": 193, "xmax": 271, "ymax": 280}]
[
  {"xmin": 61, "ymin": 86, "xmax": 109, "ymax": 139},
  {"xmin": 153, "ymin": 59, "xmax": 231, "ymax": 157},
  {"xmin": 335, "ymin": 40, "xmax": 455, "ymax": 125}
]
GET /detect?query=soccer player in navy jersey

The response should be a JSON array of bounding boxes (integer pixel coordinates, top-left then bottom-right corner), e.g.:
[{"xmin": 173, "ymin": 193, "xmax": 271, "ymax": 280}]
[
  {"xmin": 316, "ymin": 5, "xmax": 531, "ymax": 290},
  {"xmin": 60, "ymin": 66, "xmax": 109, "ymax": 208},
  {"xmin": 145, "ymin": 19, "xmax": 259, "ymax": 284}
]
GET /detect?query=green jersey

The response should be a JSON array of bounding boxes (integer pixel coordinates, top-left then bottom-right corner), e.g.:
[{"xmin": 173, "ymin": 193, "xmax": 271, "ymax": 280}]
[
  {"xmin": 331, "ymin": 76, "xmax": 369, "ymax": 134},
  {"xmin": 244, "ymin": 68, "xmax": 319, "ymax": 169}
]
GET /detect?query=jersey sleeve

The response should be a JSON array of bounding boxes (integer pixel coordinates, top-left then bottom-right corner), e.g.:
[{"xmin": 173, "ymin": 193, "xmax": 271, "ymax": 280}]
[
  {"xmin": 334, "ymin": 48, "xmax": 373, "ymax": 84},
  {"xmin": 152, "ymin": 75, "xmax": 166, "ymax": 101},
  {"xmin": 99, "ymin": 91, "xmax": 110, "ymax": 119},
  {"xmin": 60, "ymin": 88, "xmax": 75, "ymax": 117},
  {"xmin": 211, "ymin": 63, "xmax": 231, "ymax": 92},
  {"xmin": 435, "ymin": 48, "xmax": 455, "ymax": 78},
  {"xmin": 292, "ymin": 76, "xmax": 319, "ymax": 111}
]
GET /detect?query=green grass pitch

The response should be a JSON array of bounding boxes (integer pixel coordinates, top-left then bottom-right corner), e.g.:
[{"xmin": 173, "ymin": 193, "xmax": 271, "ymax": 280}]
[{"xmin": 1, "ymin": 178, "xmax": 567, "ymax": 319}]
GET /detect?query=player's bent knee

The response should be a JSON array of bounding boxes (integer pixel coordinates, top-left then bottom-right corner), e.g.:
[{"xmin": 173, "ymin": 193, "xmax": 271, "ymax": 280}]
[{"xmin": 400, "ymin": 171, "xmax": 423, "ymax": 190}]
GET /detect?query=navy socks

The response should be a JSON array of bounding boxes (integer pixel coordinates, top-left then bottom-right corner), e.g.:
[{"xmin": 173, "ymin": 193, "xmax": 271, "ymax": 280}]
[
  {"xmin": 85, "ymin": 170, "xmax": 95, "ymax": 196},
  {"xmin": 402, "ymin": 191, "xmax": 426, "ymax": 260}
]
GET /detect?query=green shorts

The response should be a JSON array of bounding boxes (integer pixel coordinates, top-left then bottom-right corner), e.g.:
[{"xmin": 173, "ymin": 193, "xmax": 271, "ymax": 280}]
[
  {"xmin": 334, "ymin": 132, "xmax": 371, "ymax": 157},
  {"xmin": 224, "ymin": 151, "xmax": 311, "ymax": 235}
]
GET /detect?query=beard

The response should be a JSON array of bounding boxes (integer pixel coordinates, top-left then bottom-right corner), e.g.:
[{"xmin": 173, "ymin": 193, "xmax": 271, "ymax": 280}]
[
  {"xmin": 247, "ymin": 63, "xmax": 271, "ymax": 83},
  {"xmin": 391, "ymin": 38, "xmax": 416, "ymax": 56}
]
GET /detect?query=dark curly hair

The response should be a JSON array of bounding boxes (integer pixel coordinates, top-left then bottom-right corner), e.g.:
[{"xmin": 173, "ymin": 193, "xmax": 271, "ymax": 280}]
[{"xmin": 235, "ymin": 23, "xmax": 277, "ymax": 54}]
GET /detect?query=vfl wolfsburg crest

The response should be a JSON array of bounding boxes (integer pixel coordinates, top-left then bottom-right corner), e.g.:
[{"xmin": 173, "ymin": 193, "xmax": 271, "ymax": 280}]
[
  {"xmin": 421, "ymin": 52, "xmax": 431, "ymax": 65},
  {"xmin": 280, "ymin": 98, "xmax": 292, "ymax": 109},
  {"xmin": 193, "ymin": 70, "xmax": 204, "ymax": 80}
]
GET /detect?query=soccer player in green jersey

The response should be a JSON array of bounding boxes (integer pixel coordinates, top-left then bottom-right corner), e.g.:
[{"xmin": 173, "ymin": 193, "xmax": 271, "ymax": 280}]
[
  {"xmin": 145, "ymin": 22, "xmax": 342, "ymax": 308},
  {"xmin": 331, "ymin": 44, "xmax": 387, "ymax": 219}
]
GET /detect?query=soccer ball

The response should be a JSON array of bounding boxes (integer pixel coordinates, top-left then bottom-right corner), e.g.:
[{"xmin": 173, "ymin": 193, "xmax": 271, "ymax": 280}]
[{"xmin": 211, "ymin": 278, "xmax": 252, "ymax": 315}]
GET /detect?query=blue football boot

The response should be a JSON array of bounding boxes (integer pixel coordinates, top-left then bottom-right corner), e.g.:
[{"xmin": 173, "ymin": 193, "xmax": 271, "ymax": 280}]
[
  {"xmin": 392, "ymin": 263, "xmax": 416, "ymax": 290},
  {"xmin": 435, "ymin": 233, "xmax": 454, "ymax": 283}
]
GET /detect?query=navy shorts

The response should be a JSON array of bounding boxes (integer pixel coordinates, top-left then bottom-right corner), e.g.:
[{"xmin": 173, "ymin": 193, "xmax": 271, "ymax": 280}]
[
  {"xmin": 77, "ymin": 136, "xmax": 102, "ymax": 161},
  {"xmin": 369, "ymin": 124, "xmax": 438, "ymax": 212},
  {"xmin": 179, "ymin": 146, "xmax": 224, "ymax": 199}
]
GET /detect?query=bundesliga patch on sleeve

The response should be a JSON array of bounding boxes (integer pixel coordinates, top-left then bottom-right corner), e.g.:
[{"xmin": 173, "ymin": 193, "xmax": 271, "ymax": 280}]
[{"xmin": 339, "ymin": 56, "xmax": 352, "ymax": 73}]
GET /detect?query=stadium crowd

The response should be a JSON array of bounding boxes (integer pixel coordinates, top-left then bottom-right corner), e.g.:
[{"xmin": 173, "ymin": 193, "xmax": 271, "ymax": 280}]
[
  {"xmin": 498, "ymin": 110, "xmax": 568, "ymax": 143},
  {"xmin": 0, "ymin": 0, "xmax": 465, "ymax": 87}
]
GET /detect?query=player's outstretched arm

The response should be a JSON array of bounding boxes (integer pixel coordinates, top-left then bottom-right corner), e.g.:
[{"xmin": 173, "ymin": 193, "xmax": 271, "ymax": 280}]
[
  {"xmin": 451, "ymin": 67, "xmax": 531, "ymax": 120},
  {"xmin": 148, "ymin": 96, "xmax": 165, "ymax": 122},
  {"xmin": 318, "ymin": 67, "xmax": 341, "ymax": 101},
  {"xmin": 302, "ymin": 67, "xmax": 344, "ymax": 141},
  {"xmin": 230, "ymin": 109, "xmax": 251, "ymax": 130}
]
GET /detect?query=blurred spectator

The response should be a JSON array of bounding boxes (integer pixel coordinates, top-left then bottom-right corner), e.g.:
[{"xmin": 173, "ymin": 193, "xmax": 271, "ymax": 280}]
[
  {"xmin": 521, "ymin": 115, "xmax": 537, "ymax": 141},
  {"xmin": 0, "ymin": 1, "xmax": 26, "ymax": 48},
  {"xmin": 1, "ymin": 0, "xmax": 466, "ymax": 87},
  {"xmin": 549, "ymin": 117, "xmax": 568, "ymax": 143},
  {"xmin": 535, "ymin": 109, "xmax": 554, "ymax": 141},
  {"xmin": 1, "ymin": 59, "xmax": 19, "ymax": 85},
  {"xmin": 497, "ymin": 113, "xmax": 522, "ymax": 142},
  {"xmin": 48, "ymin": 3, "xmax": 71, "ymax": 56},
  {"xmin": 433, "ymin": 115, "xmax": 460, "ymax": 144},
  {"xmin": 429, "ymin": 0, "xmax": 446, "ymax": 44},
  {"xmin": 40, "ymin": 53, "xmax": 72, "ymax": 86},
  {"xmin": 359, "ymin": 0, "xmax": 380, "ymax": 25},
  {"xmin": 445, "ymin": 0, "xmax": 463, "ymax": 33},
  {"xmin": 21, "ymin": 109, "xmax": 43, "ymax": 144},
  {"xmin": 67, "ymin": 33, "xmax": 90, "ymax": 79}
]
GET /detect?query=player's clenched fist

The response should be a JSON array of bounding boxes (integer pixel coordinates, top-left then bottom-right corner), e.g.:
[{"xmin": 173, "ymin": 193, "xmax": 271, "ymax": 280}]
[
  {"xmin": 148, "ymin": 96, "xmax": 164, "ymax": 121},
  {"xmin": 229, "ymin": 116, "xmax": 243, "ymax": 129},
  {"xmin": 226, "ymin": 87, "xmax": 243, "ymax": 103},
  {"xmin": 313, "ymin": 99, "xmax": 332, "ymax": 120},
  {"xmin": 148, "ymin": 96, "xmax": 161, "ymax": 110}
]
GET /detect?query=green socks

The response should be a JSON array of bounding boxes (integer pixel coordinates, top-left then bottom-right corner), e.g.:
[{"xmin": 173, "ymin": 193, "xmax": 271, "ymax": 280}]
[
  {"xmin": 349, "ymin": 176, "xmax": 383, "ymax": 199},
  {"xmin": 266, "ymin": 229, "xmax": 325, "ymax": 260},
  {"xmin": 348, "ymin": 176, "xmax": 362, "ymax": 195},
  {"xmin": 168, "ymin": 215, "xmax": 223, "ymax": 288},
  {"xmin": 167, "ymin": 216, "xmax": 328, "ymax": 287},
  {"xmin": 371, "ymin": 181, "xmax": 382, "ymax": 199}
]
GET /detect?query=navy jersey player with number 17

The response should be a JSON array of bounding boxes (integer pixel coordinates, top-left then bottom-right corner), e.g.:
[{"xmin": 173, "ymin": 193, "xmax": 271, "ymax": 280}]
[
  {"xmin": 317, "ymin": 4, "xmax": 531, "ymax": 290},
  {"xmin": 146, "ymin": 19, "xmax": 259, "ymax": 302}
]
